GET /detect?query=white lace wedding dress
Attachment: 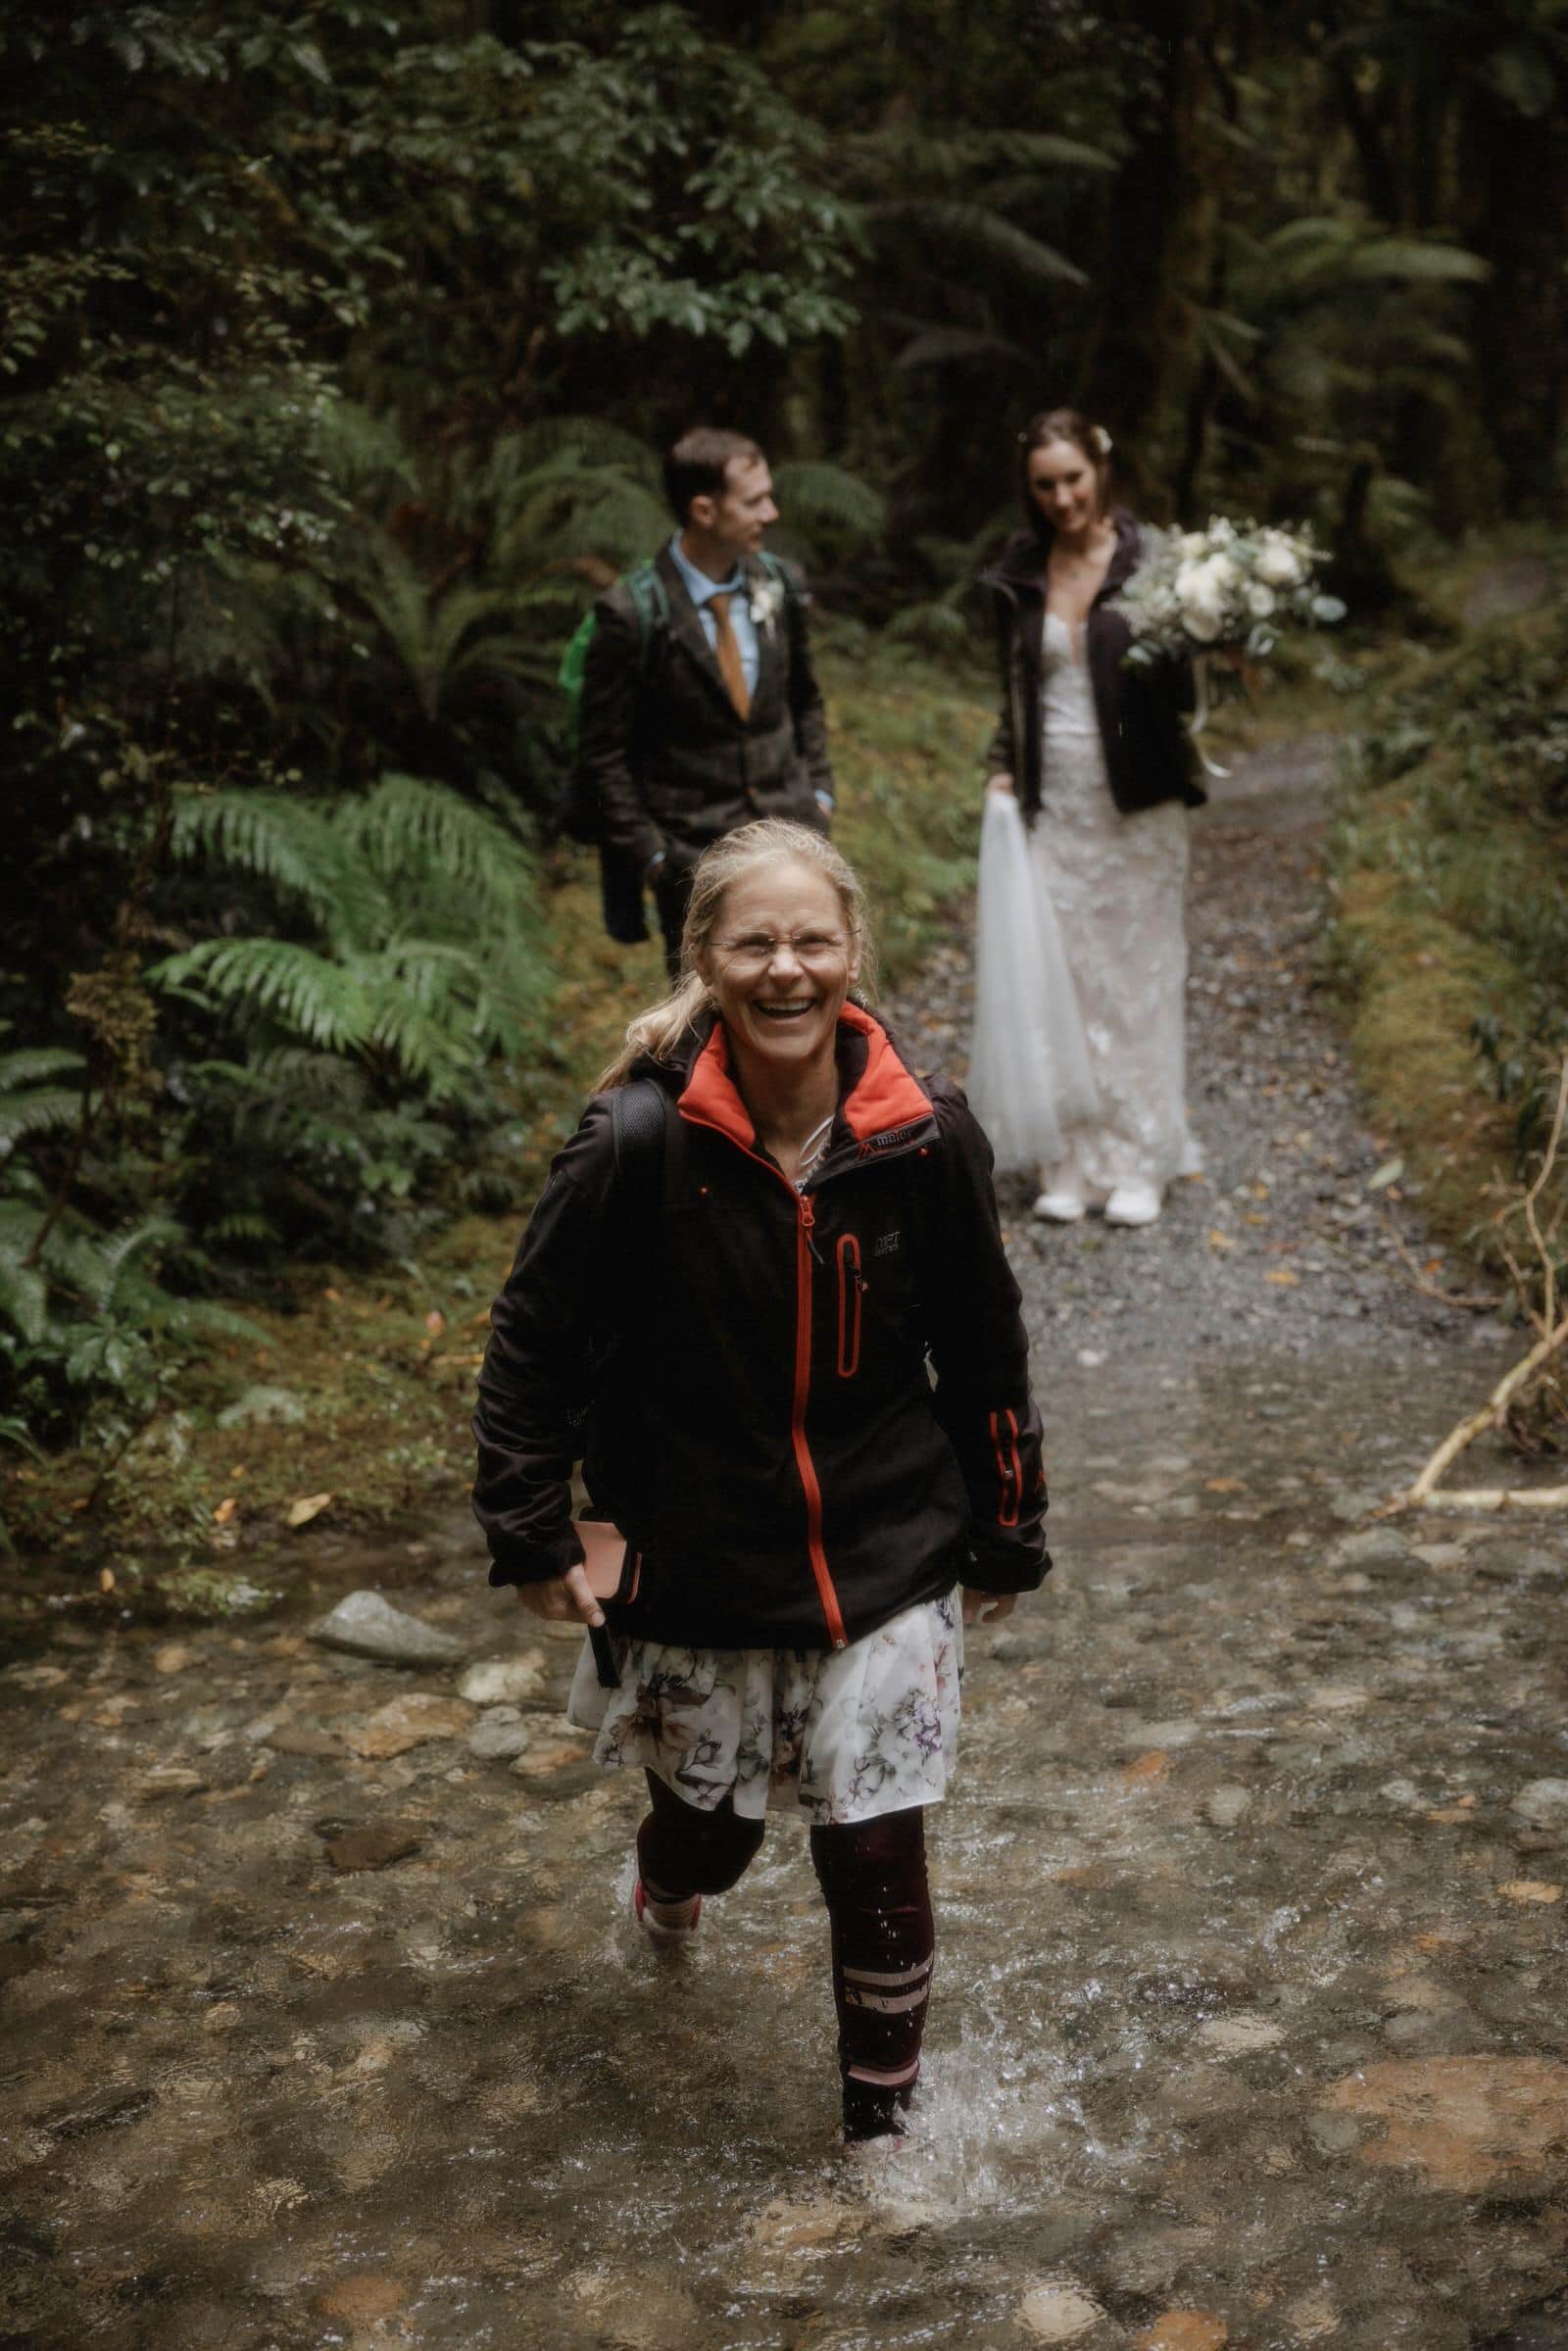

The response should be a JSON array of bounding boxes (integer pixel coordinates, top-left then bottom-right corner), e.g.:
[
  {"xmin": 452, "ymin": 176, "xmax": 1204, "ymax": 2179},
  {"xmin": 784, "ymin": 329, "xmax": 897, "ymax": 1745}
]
[{"xmin": 968, "ymin": 611, "xmax": 1200, "ymax": 1194}]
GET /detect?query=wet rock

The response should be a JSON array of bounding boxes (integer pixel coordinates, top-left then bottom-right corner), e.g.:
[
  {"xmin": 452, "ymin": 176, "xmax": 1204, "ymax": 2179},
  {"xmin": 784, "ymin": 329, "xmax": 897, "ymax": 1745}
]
[
  {"xmin": 467, "ymin": 1707, "xmax": 533, "ymax": 1762},
  {"xmin": 459, "ymin": 1653, "xmax": 548, "ymax": 1706},
  {"xmin": 1018, "ymin": 2281, "xmax": 1105, "ymax": 2340},
  {"xmin": 1323, "ymin": 2056, "xmax": 1568, "ymax": 2192},
  {"xmin": 749, "ymin": 2194, "xmax": 868, "ymax": 2251},
  {"xmin": 1327, "ymin": 1526, "xmax": 1412, "ymax": 1570},
  {"xmin": 564, "ymin": 2265, "xmax": 704, "ymax": 2347},
  {"xmin": 216, "ymin": 1383, "xmax": 305, "ymax": 1429},
  {"xmin": 135, "ymin": 1766, "xmax": 208, "ymax": 1801},
  {"xmin": 309, "ymin": 1590, "xmax": 466, "ymax": 1667},
  {"xmin": 316, "ymin": 2277, "xmax": 406, "ymax": 2326},
  {"xmin": 265, "ymin": 1720, "xmax": 345, "ymax": 1759},
  {"xmin": 1132, "ymin": 2319, "xmax": 1229, "ymax": 2351},
  {"xmin": 342, "ymin": 1691, "xmax": 474, "ymax": 1759},
  {"xmin": 1511, "ymin": 1780, "xmax": 1568, "ymax": 1830},
  {"xmin": 1197, "ymin": 2013, "xmax": 1284, "ymax": 2055},
  {"xmin": 322, "ymin": 1821, "xmax": 421, "ymax": 1872},
  {"xmin": 1496, "ymin": 1881, "xmax": 1563, "ymax": 1905},
  {"xmin": 1201, "ymin": 1786, "xmax": 1251, "ymax": 1828},
  {"xmin": 152, "ymin": 1642, "xmax": 193, "ymax": 1675}
]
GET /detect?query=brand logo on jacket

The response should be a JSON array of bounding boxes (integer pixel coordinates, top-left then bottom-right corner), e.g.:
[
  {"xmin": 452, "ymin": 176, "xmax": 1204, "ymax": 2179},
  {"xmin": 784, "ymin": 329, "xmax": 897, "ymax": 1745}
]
[{"xmin": 875, "ymin": 1229, "xmax": 901, "ymax": 1258}]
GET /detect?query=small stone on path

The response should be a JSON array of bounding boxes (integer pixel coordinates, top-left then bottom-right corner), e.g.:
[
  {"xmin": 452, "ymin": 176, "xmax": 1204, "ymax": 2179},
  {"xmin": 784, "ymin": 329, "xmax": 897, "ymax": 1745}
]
[
  {"xmin": 1202, "ymin": 1786, "xmax": 1251, "ymax": 1828},
  {"xmin": 1496, "ymin": 1881, "xmax": 1562, "ymax": 1905},
  {"xmin": 153, "ymin": 1642, "xmax": 193, "ymax": 1675},
  {"xmin": 310, "ymin": 1589, "xmax": 466, "ymax": 1667}
]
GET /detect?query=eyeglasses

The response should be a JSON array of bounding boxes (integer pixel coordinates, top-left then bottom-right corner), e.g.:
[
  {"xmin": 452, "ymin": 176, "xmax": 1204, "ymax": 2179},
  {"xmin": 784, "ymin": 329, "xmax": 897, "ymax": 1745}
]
[{"xmin": 712, "ymin": 930, "xmax": 850, "ymax": 974}]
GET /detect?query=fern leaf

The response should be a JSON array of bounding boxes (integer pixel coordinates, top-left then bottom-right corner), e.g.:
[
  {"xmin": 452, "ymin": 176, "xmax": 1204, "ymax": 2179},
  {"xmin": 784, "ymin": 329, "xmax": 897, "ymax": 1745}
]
[
  {"xmin": 337, "ymin": 775, "xmax": 538, "ymax": 928},
  {"xmin": 1347, "ymin": 238, "xmax": 1491, "ymax": 285},
  {"xmin": 148, "ymin": 939, "xmax": 373, "ymax": 1053},
  {"xmin": 0, "ymin": 1049, "xmax": 86, "ymax": 1090},
  {"xmin": 171, "ymin": 790, "xmax": 345, "ymax": 917},
  {"xmin": 0, "ymin": 1256, "xmax": 48, "ymax": 1344},
  {"xmin": 0, "ymin": 1088, "xmax": 84, "ymax": 1151}
]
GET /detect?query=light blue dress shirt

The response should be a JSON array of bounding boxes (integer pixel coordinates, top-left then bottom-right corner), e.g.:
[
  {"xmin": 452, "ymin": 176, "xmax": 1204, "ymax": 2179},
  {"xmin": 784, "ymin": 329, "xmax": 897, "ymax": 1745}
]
[{"xmin": 667, "ymin": 533, "xmax": 760, "ymax": 698}]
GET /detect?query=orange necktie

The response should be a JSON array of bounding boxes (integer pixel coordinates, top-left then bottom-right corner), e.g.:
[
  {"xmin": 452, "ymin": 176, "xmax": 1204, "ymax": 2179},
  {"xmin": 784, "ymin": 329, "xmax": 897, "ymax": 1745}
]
[{"xmin": 709, "ymin": 591, "xmax": 751, "ymax": 721}]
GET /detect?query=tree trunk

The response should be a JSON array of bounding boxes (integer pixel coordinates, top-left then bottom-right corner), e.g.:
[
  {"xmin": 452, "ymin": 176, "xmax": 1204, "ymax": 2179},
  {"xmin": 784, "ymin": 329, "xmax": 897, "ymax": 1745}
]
[{"xmin": 1468, "ymin": 89, "xmax": 1568, "ymax": 517}]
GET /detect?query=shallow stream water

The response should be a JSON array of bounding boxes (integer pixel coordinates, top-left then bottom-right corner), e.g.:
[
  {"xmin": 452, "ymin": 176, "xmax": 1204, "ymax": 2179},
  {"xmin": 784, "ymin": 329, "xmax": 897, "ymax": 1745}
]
[{"xmin": 3, "ymin": 745, "xmax": 1567, "ymax": 2348}]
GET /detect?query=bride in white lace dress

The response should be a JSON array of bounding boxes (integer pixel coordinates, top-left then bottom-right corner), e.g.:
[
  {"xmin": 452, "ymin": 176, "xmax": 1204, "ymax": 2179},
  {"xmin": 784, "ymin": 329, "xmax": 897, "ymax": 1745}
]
[{"xmin": 968, "ymin": 409, "xmax": 1204, "ymax": 1228}]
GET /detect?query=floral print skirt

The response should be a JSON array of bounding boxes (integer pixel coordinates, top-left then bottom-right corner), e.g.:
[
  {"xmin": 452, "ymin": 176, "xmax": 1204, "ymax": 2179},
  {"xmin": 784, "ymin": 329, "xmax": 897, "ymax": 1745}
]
[{"xmin": 566, "ymin": 1589, "xmax": 962, "ymax": 1827}]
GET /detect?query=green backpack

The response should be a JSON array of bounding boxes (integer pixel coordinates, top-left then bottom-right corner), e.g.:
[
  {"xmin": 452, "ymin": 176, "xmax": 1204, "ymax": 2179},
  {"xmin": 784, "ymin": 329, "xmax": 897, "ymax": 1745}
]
[{"xmin": 556, "ymin": 553, "xmax": 796, "ymax": 846}]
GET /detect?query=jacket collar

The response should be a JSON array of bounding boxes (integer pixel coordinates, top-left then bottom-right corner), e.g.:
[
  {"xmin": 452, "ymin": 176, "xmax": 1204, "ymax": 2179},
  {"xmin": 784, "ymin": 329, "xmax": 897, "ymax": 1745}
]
[
  {"xmin": 673, "ymin": 1003, "xmax": 935, "ymax": 1165},
  {"xmin": 980, "ymin": 507, "xmax": 1141, "ymax": 601}
]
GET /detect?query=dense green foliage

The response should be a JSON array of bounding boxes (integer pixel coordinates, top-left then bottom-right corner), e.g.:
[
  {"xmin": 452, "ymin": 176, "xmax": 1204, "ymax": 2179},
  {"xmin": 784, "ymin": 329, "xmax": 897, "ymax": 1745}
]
[
  {"xmin": 1328, "ymin": 590, "xmax": 1568, "ymax": 1324},
  {"xmin": 4, "ymin": 1, "xmax": 1565, "ymax": 1451}
]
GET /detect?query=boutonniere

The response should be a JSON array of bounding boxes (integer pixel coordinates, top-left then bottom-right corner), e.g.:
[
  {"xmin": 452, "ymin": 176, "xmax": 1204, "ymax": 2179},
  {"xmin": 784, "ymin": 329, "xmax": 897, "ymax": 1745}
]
[{"xmin": 749, "ymin": 576, "xmax": 785, "ymax": 634}]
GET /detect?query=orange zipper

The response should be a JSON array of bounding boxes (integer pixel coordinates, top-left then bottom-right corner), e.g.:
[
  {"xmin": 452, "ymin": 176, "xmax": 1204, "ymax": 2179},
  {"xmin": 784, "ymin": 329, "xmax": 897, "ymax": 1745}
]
[
  {"xmin": 679, "ymin": 1114, "xmax": 849, "ymax": 1650},
  {"xmin": 793, "ymin": 1195, "xmax": 847, "ymax": 1647}
]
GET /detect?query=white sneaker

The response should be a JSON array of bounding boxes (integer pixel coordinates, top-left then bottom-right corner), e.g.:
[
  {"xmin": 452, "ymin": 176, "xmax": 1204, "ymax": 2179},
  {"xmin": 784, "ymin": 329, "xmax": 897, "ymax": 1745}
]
[
  {"xmin": 1103, "ymin": 1183, "xmax": 1161, "ymax": 1227},
  {"xmin": 1032, "ymin": 1188, "xmax": 1087, "ymax": 1223}
]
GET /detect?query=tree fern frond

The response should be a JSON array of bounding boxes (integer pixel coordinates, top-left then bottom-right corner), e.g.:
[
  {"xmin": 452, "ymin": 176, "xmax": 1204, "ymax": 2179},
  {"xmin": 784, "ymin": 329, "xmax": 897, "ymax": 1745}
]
[
  {"xmin": 849, "ymin": 127, "xmax": 1115, "ymax": 181},
  {"xmin": 863, "ymin": 202, "xmax": 1088, "ymax": 288},
  {"xmin": 769, "ymin": 462, "xmax": 886, "ymax": 542},
  {"xmin": 893, "ymin": 325, "xmax": 1030, "ymax": 371}
]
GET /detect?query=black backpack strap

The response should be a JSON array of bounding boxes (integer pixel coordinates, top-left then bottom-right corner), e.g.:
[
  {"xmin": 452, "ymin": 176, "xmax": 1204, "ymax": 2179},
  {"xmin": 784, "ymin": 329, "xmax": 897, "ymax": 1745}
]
[{"xmin": 610, "ymin": 1077, "xmax": 677, "ymax": 1211}]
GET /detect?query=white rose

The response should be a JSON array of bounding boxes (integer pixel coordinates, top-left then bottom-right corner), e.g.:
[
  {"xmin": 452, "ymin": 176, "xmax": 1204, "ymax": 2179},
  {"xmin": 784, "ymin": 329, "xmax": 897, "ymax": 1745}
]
[
  {"xmin": 1246, "ymin": 583, "xmax": 1276, "ymax": 618},
  {"xmin": 1183, "ymin": 602, "xmax": 1223, "ymax": 643},
  {"xmin": 1253, "ymin": 537, "xmax": 1304, "ymax": 589}
]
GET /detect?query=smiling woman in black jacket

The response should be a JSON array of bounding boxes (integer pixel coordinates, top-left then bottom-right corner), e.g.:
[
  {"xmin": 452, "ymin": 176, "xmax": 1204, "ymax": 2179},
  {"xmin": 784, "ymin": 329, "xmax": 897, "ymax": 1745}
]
[
  {"xmin": 970, "ymin": 408, "xmax": 1203, "ymax": 1232},
  {"xmin": 473, "ymin": 818, "xmax": 1048, "ymax": 2144}
]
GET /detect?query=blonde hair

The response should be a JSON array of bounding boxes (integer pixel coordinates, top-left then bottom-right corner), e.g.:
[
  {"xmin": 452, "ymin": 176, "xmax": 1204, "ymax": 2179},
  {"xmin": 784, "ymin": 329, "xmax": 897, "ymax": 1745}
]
[{"xmin": 596, "ymin": 820, "xmax": 878, "ymax": 1090}]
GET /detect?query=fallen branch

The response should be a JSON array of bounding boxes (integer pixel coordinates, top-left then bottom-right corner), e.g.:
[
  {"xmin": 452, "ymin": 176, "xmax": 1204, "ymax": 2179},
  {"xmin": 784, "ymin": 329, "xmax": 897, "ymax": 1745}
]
[{"xmin": 1382, "ymin": 1304, "xmax": 1568, "ymax": 1517}]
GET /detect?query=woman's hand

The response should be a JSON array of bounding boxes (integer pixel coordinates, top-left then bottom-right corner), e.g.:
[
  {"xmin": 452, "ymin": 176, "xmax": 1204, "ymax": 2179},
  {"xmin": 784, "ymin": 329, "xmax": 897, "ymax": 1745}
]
[
  {"xmin": 961, "ymin": 1588, "xmax": 1017, "ymax": 1627},
  {"xmin": 515, "ymin": 1563, "xmax": 605, "ymax": 1628},
  {"xmin": 985, "ymin": 772, "xmax": 1015, "ymax": 799}
]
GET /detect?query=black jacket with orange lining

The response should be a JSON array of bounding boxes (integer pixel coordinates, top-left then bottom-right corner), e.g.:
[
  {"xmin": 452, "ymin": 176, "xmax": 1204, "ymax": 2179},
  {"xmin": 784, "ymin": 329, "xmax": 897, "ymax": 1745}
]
[{"xmin": 472, "ymin": 1004, "xmax": 1050, "ymax": 1651}]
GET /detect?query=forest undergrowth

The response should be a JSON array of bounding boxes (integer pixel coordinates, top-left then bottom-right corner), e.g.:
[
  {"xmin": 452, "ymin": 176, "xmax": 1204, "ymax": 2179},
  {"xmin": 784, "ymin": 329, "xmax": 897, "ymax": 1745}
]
[{"xmin": 0, "ymin": 644, "xmax": 990, "ymax": 1609}]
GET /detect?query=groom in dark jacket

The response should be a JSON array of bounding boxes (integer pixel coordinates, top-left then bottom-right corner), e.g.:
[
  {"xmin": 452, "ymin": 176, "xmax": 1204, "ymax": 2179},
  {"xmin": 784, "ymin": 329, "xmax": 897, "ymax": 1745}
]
[{"xmin": 577, "ymin": 426, "xmax": 837, "ymax": 975}]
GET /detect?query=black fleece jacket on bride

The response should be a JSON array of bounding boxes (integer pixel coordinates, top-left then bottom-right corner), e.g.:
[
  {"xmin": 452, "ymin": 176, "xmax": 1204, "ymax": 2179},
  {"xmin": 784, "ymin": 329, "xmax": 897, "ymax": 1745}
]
[{"xmin": 472, "ymin": 1004, "xmax": 1049, "ymax": 1652}]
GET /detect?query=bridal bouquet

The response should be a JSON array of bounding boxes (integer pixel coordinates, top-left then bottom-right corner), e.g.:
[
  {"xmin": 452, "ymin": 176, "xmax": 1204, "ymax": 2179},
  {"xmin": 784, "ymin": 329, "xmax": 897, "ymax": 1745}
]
[{"xmin": 1116, "ymin": 516, "xmax": 1345, "ymax": 668}]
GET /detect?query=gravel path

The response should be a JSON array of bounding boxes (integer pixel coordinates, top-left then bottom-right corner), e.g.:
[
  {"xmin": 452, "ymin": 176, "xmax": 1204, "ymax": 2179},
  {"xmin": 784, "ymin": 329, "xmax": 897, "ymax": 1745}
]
[{"xmin": 887, "ymin": 742, "xmax": 1502, "ymax": 1376}]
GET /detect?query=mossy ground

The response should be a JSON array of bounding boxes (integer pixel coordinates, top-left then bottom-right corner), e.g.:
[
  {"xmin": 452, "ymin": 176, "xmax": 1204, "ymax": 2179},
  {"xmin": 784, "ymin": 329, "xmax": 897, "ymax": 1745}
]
[{"xmin": 1, "ymin": 641, "xmax": 992, "ymax": 1615}]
